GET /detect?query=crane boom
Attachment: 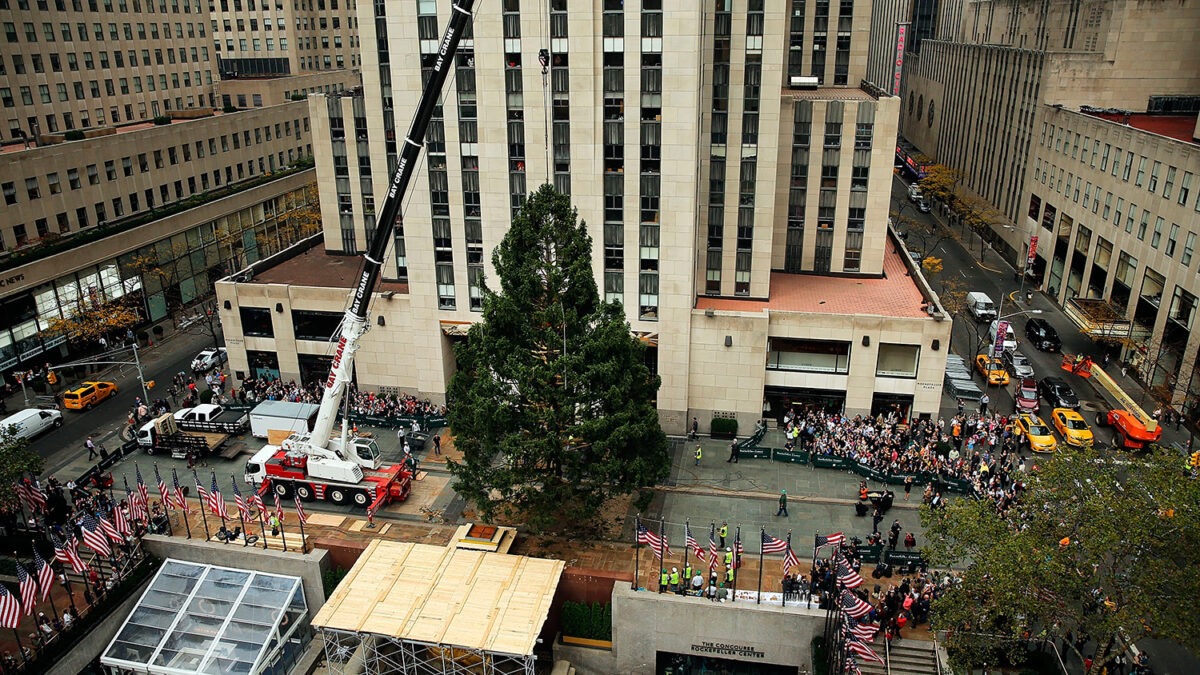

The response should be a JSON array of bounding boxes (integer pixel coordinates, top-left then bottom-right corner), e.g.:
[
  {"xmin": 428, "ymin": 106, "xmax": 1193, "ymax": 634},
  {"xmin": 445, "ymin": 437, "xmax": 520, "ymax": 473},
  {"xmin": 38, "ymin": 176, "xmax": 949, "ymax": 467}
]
[{"xmin": 308, "ymin": 0, "xmax": 476, "ymax": 451}]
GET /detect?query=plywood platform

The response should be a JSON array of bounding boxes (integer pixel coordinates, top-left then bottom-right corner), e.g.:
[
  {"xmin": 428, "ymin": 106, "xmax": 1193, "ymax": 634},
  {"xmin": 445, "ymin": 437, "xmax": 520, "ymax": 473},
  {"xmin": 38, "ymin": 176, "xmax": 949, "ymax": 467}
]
[
  {"xmin": 313, "ymin": 540, "xmax": 563, "ymax": 656},
  {"xmin": 303, "ymin": 513, "xmax": 347, "ymax": 527}
]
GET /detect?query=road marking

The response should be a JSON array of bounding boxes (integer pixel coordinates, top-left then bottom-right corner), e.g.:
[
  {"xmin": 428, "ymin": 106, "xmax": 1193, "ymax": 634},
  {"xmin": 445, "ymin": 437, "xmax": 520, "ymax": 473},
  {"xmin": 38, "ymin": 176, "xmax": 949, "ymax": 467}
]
[{"xmin": 976, "ymin": 260, "xmax": 1005, "ymax": 274}]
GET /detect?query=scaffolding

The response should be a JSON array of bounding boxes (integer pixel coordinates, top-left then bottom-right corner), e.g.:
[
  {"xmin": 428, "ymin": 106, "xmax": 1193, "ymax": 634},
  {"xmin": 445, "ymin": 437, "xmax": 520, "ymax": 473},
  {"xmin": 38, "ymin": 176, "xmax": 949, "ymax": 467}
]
[{"xmin": 319, "ymin": 628, "xmax": 536, "ymax": 675}]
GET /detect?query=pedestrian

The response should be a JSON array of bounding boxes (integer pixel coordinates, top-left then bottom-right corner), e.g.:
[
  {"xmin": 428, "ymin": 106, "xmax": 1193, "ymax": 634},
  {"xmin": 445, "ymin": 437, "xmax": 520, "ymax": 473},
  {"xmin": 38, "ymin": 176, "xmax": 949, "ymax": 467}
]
[
  {"xmin": 85, "ymin": 436, "xmax": 98, "ymax": 460},
  {"xmin": 776, "ymin": 489, "xmax": 788, "ymax": 517},
  {"xmin": 690, "ymin": 416, "xmax": 699, "ymax": 440},
  {"xmin": 727, "ymin": 438, "xmax": 739, "ymax": 463},
  {"xmin": 659, "ymin": 568, "xmax": 669, "ymax": 593},
  {"xmin": 979, "ymin": 393, "xmax": 990, "ymax": 415},
  {"xmin": 872, "ymin": 508, "xmax": 883, "ymax": 533},
  {"xmin": 956, "ymin": 399, "xmax": 964, "ymax": 416},
  {"xmin": 433, "ymin": 432, "xmax": 442, "ymax": 456},
  {"xmin": 888, "ymin": 529, "xmax": 900, "ymax": 551},
  {"xmin": 694, "ymin": 445, "xmax": 702, "ymax": 466},
  {"xmin": 268, "ymin": 514, "xmax": 280, "ymax": 536},
  {"xmin": 904, "ymin": 475, "xmax": 913, "ymax": 501},
  {"xmin": 719, "ymin": 522, "xmax": 728, "ymax": 548},
  {"xmin": 670, "ymin": 567, "xmax": 680, "ymax": 592},
  {"xmin": 904, "ymin": 532, "xmax": 916, "ymax": 549}
]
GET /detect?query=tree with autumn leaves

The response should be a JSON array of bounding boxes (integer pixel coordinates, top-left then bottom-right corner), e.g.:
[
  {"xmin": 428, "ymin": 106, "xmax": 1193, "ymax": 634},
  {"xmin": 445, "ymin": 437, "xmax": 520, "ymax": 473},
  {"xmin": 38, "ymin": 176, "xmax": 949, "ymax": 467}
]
[
  {"xmin": 921, "ymin": 445, "xmax": 1200, "ymax": 673},
  {"xmin": 43, "ymin": 297, "xmax": 142, "ymax": 344}
]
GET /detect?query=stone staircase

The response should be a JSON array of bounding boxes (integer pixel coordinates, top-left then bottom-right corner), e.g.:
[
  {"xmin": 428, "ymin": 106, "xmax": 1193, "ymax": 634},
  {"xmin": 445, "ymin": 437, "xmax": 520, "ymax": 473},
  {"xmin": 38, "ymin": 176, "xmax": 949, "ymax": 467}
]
[
  {"xmin": 551, "ymin": 660, "xmax": 577, "ymax": 675},
  {"xmin": 858, "ymin": 638, "xmax": 941, "ymax": 675}
]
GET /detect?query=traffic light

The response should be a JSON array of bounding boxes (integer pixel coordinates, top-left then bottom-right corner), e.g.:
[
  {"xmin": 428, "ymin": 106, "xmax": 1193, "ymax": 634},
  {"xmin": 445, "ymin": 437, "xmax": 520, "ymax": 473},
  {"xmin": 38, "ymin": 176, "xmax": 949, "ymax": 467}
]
[
  {"xmin": 147, "ymin": 380, "xmax": 155, "ymax": 389},
  {"xmin": 1190, "ymin": 451, "xmax": 1200, "ymax": 469},
  {"xmin": 46, "ymin": 371, "xmax": 57, "ymax": 385}
]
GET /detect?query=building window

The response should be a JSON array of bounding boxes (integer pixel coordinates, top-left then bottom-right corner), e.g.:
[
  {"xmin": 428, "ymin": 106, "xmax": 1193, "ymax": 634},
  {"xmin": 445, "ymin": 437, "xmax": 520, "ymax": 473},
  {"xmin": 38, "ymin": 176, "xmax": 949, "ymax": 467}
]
[
  {"xmin": 876, "ymin": 343, "xmax": 919, "ymax": 378},
  {"xmin": 239, "ymin": 307, "xmax": 273, "ymax": 337},
  {"xmin": 767, "ymin": 338, "xmax": 850, "ymax": 373},
  {"xmin": 436, "ymin": 263, "xmax": 455, "ymax": 310},
  {"xmin": 292, "ymin": 310, "xmax": 341, "ymax": 341}
]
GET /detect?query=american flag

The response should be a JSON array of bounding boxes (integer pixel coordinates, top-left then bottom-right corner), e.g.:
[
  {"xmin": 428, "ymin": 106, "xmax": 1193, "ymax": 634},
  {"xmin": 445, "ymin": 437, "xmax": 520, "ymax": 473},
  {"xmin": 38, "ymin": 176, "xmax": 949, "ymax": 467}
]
[
  {"xmin": 24, "ymin": 479, "xmax": 46, "ymax": 512},
  {"xmin": 172, "ymin": 468, "xmax": 189, "ymax": 513},
  {"xmin": 154, "ymin": 464, "xmax": 171, "ymax": 510},
  {"xmin": 635, "ymin": 521, "xmax": 670, "ymax": 559},
  {"xmin": 685, "ymin": 523, "xmax": 706, "ymax": 563},
  {"xmin": 112, "ymin": 501, "xmax": 131, "ymax": 537},
  {"xmin": 293, "ymin": 492, "xmax": 307, "ymax": 525},
  {"xmin": 193, "ymin": 469, "xmax": 208, "ymax": 504},
  {"xmin": 231, "ymin": 477, "xmax": 250, "ymax": 520},
  {"xmin": 98, "ymin": 510, "xmax": 122, "ymax": 543},
  {"xmin": 783, "ymin": 537, "xmax": 802, "ymax": 574},
  {"xmin": 51, "ymin": 533, "xmax": 86, "ymax": 574},
  {"xmin": 15, "ymin": 561, "xmax": 35, "ymax": 615},
  {"xmin": 844, "ymin": 616, "xmax": 879, "ymax": 641},
  {"xmin": 836, "ymin": 559, "xmax": 864, "ymax": 589},
  {"xmin": 208, "ymin": 473, "xmax": 229, "ymax": 519},
  {"xmin": 844, "ymin": 656, "xmax": 863, "ymax": 675},
  {"xmin": 366, "ymin": 491, "xmax": 386, "ymax": 522},
  {"xmin": 32, "ymin": 550, "xmax": 53, "ymax": 601},
  {"xmin": 12, "ymin": 481, "xmax": 31, "ymax": 512},
  {"xmin": 273, "ymin": 491, "xmax": 285, "ymax": 523},
  {"xmin": 814, "ymin": 532, "xmax": 845, "ymax": 552},
  {"xmin": 128, "ymin": 476, "xmax": 148, "ymax": 522},
  {"xmin": 708, "ymin": 524, "xmax": 720, "ymax": 571},
  {"xmin": 250, "ymin": 479, "xmax": 266, "ymax": 514},
  {"xmin": 135, "ymin": 464, "xmax": 150, "ymax": 513},
  {"xmin": 839, "ymin": 589, "xmax": 873, "ymax": 619},
  {"xmin": 845, "ymin": 635, "xmax": 884, "ymax": 664},
  {"xmin": 0, "ymin": 583, "xmax": 19, "ymax": 629},
  {"xmin": 760, "ymin": 530, "xmax": 788, "ymax": 554}
]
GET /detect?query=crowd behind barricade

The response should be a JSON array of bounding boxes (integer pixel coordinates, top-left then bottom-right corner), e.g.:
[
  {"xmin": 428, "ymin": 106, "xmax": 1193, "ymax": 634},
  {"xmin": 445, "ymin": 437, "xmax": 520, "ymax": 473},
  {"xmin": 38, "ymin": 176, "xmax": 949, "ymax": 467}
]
[
  {"xmin": 0, "ymin": 473, "xmax": 168, "ymax": 671},
  {"xmin": 779, "ymin": 404, "xmax": 1025, "ymax": 515}
]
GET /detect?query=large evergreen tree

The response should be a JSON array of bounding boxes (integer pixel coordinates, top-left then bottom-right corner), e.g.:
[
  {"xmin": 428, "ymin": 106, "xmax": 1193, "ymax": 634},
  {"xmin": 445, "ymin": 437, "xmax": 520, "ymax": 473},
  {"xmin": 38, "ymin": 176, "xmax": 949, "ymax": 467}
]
[{"xmin": 446, "ymin": 184, "xmax": 668, "ymax": 530}]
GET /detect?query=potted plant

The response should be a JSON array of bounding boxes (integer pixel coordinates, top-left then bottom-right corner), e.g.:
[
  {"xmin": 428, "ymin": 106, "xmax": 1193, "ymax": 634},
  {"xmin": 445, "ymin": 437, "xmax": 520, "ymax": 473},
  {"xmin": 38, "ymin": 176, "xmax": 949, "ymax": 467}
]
[{"xmin": 710, "ymin": 417, "xmax": 738, "ymax": 439}]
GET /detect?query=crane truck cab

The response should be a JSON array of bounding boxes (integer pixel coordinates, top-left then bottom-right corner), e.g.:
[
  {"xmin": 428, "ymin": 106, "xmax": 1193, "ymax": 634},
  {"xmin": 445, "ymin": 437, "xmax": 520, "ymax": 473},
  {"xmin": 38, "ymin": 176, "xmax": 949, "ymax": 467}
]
[{"xmin": 280, "ymin": 432, "xmax": 383, "ymax": 470}]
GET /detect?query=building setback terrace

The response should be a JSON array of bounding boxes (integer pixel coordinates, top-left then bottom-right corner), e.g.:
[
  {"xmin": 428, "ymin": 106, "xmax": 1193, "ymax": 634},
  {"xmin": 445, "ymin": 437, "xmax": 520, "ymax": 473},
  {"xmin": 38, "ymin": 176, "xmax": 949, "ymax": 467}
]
[
  {"xmin": 696, "ymin": 244, "xmax": 931, "ymax": 318},
  {"xmin": 248, "ymin": 240, "xmax": 409, "ymax": 294}
]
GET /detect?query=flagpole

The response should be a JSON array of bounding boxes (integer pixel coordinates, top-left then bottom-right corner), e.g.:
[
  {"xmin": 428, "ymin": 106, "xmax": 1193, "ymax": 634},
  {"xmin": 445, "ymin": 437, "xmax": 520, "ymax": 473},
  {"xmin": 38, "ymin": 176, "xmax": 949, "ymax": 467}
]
[
  {"xmin": 732, "ymin": 526, "xmax": 740, "ymax": 602},
  {"xmin": 172, "ymin": 469, "xmax": 192, "ymax": 539},
  {"xmin": 658, "ymin": 518, "xmax": 665, "ymax": 592},
  {"xmin": 197, "ymin": 491, "xmax": 211, "ymax": 541},
  {"xmin": 632, "ymin": 515, "xmax": 640, "ymax": 591},
  {"xmin": 757, "ymin": 528, "xmax": 764, "ymax": 605},
  {"xmin": 42, "ymin": 568, "xmax": 60, "ymax": 623},
  {"xmin": 211, "ymin": 472, "xmax": 228, "ymax": 542},
  {"xmin": 252, "ymin": 480, "xmax": 269, "ymax": 550},
  {"xmin": 296, "ymin": 507, "xmax": 307, "ymax": 553},
  {"xmin": 276, "ymin": 499, "xmax": 289, "ymax": 553},
  {"xmin": 60, "ymin": 572, "xmax": 77, "ymax": 614},
  {"xmin": 232, "ymin": 476, "xmax": 249, "ymax": 547},
  {"xmin": 683, "ymin": 520, "xmax": 690, "ymax": 591},
  {"xmin": 12, "ymin": 628, "xmax": 25, "ymax": 665}
]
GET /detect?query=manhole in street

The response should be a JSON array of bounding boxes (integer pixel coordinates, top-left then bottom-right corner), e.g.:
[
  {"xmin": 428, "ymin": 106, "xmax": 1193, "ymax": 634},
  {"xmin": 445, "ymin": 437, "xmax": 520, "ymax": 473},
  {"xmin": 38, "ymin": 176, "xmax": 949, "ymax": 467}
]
[{"xmin": 1079, "ymin": 400, "xmax": 1104, "ymax": 412}]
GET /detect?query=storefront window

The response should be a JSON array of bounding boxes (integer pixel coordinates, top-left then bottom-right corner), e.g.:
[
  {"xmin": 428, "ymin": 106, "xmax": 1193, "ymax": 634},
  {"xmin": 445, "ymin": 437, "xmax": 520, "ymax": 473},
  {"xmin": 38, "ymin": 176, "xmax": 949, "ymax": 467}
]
[
  {"xmin": 240, "ymin": 307, "xmax": 274, "ymax": 337},
  {"xmin": 293, "ymin": 311, "xmax": 341, "ymax": 342},
  {"xmin": 766, "ymin": 338, "xmax": 850, "ymax": 373},
  {"xmin": 876, "ymin": 343, "xmax": 919, "ymax": 377}
]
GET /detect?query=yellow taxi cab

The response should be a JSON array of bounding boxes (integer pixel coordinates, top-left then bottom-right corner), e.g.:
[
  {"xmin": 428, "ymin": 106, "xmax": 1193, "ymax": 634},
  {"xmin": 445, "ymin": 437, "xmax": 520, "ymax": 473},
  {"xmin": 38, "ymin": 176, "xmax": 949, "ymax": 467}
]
[
  {"xmin": 1014, "ymin": 414, "xmax": 1057, "ymax": 453},
  {"xmin": 974, "ymin": 354, "xmax": 1010, "ymax": 385},
  {"xmin": 1051, "ymin": 408, "xmax": 1093, "ymax": 447},
  {"xmin": 63, "ymin": 381, "xmax": 118, "ymax": 411}
]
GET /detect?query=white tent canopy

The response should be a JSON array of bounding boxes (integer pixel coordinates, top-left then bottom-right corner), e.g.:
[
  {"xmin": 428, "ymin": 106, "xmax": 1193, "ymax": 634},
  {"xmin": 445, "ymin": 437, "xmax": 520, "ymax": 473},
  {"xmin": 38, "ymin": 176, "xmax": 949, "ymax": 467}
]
[{"xmin": 102, "ymin": 559, "xmax": 308, "ymax": 675}]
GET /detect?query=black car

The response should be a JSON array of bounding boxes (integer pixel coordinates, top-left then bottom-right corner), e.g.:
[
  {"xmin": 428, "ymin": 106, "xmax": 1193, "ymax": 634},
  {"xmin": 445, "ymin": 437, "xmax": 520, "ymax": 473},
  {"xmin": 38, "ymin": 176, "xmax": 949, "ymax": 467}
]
[
  {"xmin": 1038, "ymin": 376, "xmax": 1079, "ymax": 409},
  {"xmin": 1025, "ymin": 318, "xmax": 1062, "ymax": 352}
]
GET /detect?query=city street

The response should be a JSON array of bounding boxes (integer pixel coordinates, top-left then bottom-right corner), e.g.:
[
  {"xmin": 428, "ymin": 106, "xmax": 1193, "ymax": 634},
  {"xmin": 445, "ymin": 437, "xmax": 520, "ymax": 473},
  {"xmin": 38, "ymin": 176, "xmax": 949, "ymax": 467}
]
[{"xmin": 890, "ymin": 174, "xmax": 1194, "ymax": 452}]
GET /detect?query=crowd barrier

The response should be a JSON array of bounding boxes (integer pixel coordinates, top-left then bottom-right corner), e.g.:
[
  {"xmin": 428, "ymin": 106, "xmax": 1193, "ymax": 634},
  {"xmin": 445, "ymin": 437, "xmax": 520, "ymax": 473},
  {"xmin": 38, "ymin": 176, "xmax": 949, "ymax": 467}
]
[{"xmin": 736, "ymin": 443, "xmax": 976, "ymax": 495}]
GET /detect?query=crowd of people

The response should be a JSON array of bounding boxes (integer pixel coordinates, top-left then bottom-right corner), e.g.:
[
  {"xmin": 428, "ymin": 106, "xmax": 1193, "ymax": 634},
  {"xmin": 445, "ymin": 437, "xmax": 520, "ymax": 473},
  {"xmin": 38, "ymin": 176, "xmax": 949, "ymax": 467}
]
[
  {"xmin": 0, "ymin": 473, "xmax": 166, "ymax": 669},
  {"xmin": 779, "ymin": 404, "xmax": 1025, "ymax": 514},
  {"xmin": 226, "ymin": 375, "xmax": 448, "ymax": 420}
]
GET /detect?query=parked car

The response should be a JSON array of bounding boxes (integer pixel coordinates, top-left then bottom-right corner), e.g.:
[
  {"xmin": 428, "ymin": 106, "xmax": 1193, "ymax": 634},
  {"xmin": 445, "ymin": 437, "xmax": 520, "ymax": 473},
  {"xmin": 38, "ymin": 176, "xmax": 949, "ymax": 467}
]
[
  {"xmin": 917, "ymin": 198, "xmax": 931, "ymax": 213},
  {"xmin": 0, "ymin": 408, "xmax": 63, "ymax": 440},
  {"xmin": 63, "ymin": 381, "xmax": 118, "ymax": 411},
  {"xmin": 1025, "ymin": 318, "xmax": 1062, "ymax": 352},
  {"xmin": 1002, "ymin": 350, "xmax": 1035, "ymax": 379},
  {"xmin": 975, "ymin": 354, "xmax": 1010, "ymax": 385},
  {"xmin": 1014, "ymin": 414, "xmax": 1056, "ymax": 453},
  {"xmin": 1013, "ymin": 377, "xmax": 1039, "ymax": 413},
  {"xmin": 1038, "ymin": 376, "xmax": 1079, "ymax": 410},
  {"xmin": 1051, "ymin": 408, "xmax": 1093, "ymax": 447},
  {"xmin": 191, "ymin": 347, "xmax": 228, "ymax": 372}
]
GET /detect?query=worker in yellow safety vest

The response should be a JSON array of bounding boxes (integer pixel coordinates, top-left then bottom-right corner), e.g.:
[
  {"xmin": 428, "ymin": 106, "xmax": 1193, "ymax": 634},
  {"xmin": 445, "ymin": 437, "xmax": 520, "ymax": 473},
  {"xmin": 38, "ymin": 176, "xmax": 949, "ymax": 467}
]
[
  {"xmin": 670, "ymin": 568, "xmax": 680, "ymax": 592},
  {"xmin": 659, "ymin": 569, "xmax": 669, "ymax": 593},
  {"xmin": 694, "ymin": 445, "xmax": 702, "ymax": 466},
  {"xmin": 719, "ymin": 523, "xmax": 728, "ymax": 547},
  {"xmin": 724, "ymin": 548, "xmax": 733, "ymax": 566},
  {"xmin": 726, "ymin": 567, "xmax": 735, "ymax": 585}
]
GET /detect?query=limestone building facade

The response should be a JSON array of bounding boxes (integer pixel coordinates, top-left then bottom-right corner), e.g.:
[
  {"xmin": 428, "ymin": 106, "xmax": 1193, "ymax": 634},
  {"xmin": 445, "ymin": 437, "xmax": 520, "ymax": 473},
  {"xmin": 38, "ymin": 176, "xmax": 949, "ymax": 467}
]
[{"xmin": 218, "ymin": 0, "xmax": 951, "ymax": 432}]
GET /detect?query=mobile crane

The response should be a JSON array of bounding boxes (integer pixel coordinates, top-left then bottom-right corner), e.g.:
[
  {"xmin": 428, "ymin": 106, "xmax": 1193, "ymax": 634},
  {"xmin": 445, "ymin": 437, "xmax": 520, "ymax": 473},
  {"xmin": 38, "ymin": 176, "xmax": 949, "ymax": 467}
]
[{"xmin": 245, "ymin": 0, "xmax": 477, "ymax": 508}]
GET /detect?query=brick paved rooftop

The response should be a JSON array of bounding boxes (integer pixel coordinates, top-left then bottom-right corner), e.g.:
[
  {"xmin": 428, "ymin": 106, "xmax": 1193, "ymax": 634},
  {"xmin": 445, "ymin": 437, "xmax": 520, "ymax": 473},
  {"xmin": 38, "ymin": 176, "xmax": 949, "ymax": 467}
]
[{"xmin": 696, "ymin": 244, "xmax": 931, "ymax": 318}]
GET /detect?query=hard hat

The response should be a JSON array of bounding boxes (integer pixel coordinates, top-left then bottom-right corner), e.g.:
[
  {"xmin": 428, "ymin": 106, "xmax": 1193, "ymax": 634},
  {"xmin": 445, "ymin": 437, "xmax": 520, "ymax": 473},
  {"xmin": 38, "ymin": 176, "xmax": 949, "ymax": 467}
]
[
  {"xmin": 726, "ymin": 547, "xmax": 731, "ymax": 552},
  {"xmin": 672, "ymin": 567, "xmax": 677, "ymax": 572}
]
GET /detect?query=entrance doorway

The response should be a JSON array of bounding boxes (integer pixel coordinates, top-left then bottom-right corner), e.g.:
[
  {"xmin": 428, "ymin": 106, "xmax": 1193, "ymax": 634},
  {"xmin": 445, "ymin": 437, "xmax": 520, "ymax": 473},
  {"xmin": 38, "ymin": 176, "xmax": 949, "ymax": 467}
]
[
  {"xmin": 870, "ymin": 392, "xmax": 913, "ymax": 421},
  {"xmin": 763, "ymin": 386, "xmax": 845, "ymax": 424},
  {"xmin": 247, "ymin": 350, "xmax": 280, "ymax": 381}
]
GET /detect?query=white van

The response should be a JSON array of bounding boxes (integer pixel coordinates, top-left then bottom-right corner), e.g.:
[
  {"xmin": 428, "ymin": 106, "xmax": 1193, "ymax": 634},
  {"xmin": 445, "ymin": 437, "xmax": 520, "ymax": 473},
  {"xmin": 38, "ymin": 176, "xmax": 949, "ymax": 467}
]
[
  {"xmin": 988, "ymin": 320, "xmax": 1018, "ymax": 353},
  {"xmin": 966, "ymin": 292, "xmax": 997, "ymax": 321},
  {"xmin": 908, "ymin": 184, "xmax": 923, "ymax": 202},
  {"xmin": 1, "ymin": 408, "xmax": 63, "ymax": 440}
]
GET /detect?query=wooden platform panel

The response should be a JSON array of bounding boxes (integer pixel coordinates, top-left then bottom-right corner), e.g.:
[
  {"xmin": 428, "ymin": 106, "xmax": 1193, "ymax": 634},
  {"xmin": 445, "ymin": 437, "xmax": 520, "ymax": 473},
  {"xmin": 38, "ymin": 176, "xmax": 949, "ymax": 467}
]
[
  {"xmin": 313, "ymin": 540, "xmax": 563, "ymax": 656},
  {"xmin": 346, "ymin": 519, "xmax": 390, "ymax": 535},
  {"xmin": 304, "ymin": 513, "xmax": 347, "ymax": 527}
]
